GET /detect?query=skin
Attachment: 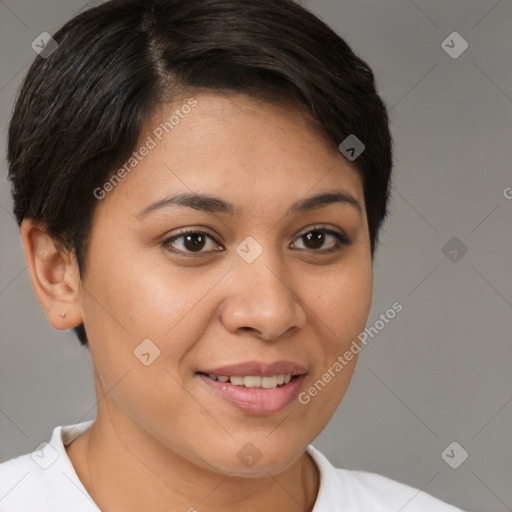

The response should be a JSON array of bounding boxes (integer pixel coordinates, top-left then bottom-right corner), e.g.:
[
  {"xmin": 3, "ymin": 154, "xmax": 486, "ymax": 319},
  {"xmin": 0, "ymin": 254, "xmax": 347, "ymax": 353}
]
[{"xmin": 21, "ymin": 91, "xmax": 373, "ymax": 511}]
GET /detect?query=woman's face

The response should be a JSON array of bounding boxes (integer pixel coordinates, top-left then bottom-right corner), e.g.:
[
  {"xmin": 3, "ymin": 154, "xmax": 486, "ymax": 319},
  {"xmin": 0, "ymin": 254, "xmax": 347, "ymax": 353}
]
[{"xmin": 78, "ymin": 92, "xmax": 373, "ymax": 476}]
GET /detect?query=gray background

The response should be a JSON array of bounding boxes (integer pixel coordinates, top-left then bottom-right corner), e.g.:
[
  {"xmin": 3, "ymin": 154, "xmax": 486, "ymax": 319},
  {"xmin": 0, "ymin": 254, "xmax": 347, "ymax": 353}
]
[{"xmin": 1, "ymin": 1, "xmax": 511, "ymax": 510}]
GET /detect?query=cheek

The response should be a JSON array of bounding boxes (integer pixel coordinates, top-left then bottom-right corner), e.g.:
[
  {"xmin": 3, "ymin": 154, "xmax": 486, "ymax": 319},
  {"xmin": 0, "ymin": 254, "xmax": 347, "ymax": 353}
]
[
  {"xmin": 82, "ymin": 247, "xmax": 218, "ymax": 341},
  {"xmin": 80, "ymin": 252, "xmax": 232, "ymax": 398},
  {"xmin": 313, "ymin": 257, "xmax": 373, "ymax": 353},
  {"xmin": 297, "ymin": 257, "xmax": 372, "ymax": 424}
]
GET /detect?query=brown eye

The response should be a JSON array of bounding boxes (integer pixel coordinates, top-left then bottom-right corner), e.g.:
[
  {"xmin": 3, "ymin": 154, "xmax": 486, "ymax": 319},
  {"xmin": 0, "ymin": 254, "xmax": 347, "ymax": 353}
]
[
  {"xmin": 292, "ymin": 228, "xmax": 350, "ymax": 253},
  {"xmin": 162, "ymin": 230, "xmax": 222, "ymax": 255}
]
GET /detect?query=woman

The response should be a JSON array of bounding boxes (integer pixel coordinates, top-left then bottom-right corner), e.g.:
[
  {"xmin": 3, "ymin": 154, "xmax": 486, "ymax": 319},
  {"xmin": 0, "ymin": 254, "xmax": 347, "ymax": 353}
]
[{"xmin": 0, "ymin": 0, "xmax": 465, "ymax": 510}]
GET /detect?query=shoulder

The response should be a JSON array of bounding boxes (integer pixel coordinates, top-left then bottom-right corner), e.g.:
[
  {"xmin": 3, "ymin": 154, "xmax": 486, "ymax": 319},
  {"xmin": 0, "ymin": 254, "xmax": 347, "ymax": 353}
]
[
  {"xmin": 307, "ymin": 445, "xmax": 466, "ymax": 512},
  {"xmin": 0, "ymin": 421, "xmax": 98, "ymax": 512},
  {"xmin": 0, "ymin": 453, "xmax": 47, "ymax": 512},
  {"xmin": 337, "ymin": 469, "xmax": 465, "ymax": 511}
]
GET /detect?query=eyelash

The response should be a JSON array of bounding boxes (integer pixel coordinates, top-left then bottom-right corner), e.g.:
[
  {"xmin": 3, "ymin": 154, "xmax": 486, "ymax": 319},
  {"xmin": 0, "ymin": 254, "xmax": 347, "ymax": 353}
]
[{"xmin": 161, "ymin": 226, "xmax": 351, "ymax": 257}]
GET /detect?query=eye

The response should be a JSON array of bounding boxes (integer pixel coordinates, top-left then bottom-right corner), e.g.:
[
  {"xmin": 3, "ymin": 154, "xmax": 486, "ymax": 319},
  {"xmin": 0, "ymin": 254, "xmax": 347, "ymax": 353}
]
[
  {"xmin": 291, "ymin": 226, "xmax": 351, "ymax": 253},
  {"xmin": 162, "ymin": 229, "xmax": 222, "ymax": 256}
]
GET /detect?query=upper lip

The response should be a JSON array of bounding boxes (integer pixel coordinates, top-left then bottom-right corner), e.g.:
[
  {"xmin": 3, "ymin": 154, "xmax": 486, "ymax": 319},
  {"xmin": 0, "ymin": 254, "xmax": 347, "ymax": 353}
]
[{"xmin": 198, "ymin": 360, "xmax": 307, "ymax": 377}]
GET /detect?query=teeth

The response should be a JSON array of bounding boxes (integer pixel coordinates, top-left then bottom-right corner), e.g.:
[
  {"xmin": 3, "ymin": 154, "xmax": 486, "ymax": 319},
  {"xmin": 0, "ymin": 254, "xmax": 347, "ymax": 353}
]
[
  {"xmin": 230, "ymin": 376, "xmax": 244, "ymax": 386},
  {"xmin": 261, "ymin": 376, "xmax": 278, "ymax": 388},
  {"xmin": 244, "ymin": 376, "xmax": 262, "ymax": 388},
  {"xmin": 207, "ymin": 373, "xmax": 293, "ymax": 388}
]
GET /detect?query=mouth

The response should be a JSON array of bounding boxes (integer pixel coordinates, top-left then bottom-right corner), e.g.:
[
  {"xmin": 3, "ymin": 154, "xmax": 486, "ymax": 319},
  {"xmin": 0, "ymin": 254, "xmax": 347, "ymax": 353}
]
[
  {"xmin": 196, "ymin": 360, "xmax": 307, "ymax": 415},
  {"xmin": 197, "ymin": 373, "xmax": 296, "ymax": 389}
]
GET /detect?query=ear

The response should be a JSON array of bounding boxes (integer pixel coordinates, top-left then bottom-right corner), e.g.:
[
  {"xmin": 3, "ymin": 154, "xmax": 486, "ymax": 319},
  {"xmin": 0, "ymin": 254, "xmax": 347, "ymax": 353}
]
[{"xmin": 20, "ymin": 218, "xmax": 84, "ymax": 330}]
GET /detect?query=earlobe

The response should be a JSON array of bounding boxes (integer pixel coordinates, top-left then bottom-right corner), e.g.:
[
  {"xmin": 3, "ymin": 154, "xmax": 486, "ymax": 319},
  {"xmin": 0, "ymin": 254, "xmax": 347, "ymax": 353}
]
[{"xmin": 20, "ymin": 219, "xmax": 84, "ymax": 330}]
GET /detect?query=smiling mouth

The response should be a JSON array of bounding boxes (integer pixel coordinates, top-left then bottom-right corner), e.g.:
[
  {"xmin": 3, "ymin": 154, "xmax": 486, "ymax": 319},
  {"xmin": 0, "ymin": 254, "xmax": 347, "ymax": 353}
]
[
  {"xmin": 196, "ymin": 370, "xmax": 307, "ymax": 415},
  {"xmin": 197, "ymin": 372, "xmax": 297, "ymax": 389}
]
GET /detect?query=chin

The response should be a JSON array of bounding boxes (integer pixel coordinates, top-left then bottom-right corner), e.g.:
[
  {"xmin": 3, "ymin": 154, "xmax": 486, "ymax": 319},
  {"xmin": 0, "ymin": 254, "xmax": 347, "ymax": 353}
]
[{"xmin": 200, "ymin": 438, "xmax": 305, "ymax": 477}]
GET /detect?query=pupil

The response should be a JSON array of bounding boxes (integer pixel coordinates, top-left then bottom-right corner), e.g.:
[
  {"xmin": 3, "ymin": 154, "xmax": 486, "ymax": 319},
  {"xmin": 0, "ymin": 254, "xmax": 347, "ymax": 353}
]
[
  {"xmin": 305, "ymin": 230, "xmax": 324, "ymax": 249},
  {"xmin": 184, "ymin": 233, "xmax": 205, "ymax": 252}
]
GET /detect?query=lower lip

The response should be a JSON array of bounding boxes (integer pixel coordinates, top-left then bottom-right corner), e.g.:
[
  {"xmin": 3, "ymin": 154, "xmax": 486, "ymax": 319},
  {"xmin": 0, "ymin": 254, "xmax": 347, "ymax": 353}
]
[{"xmin": 197, "ymin": 373, "xmax": 306, "ymax": 415}]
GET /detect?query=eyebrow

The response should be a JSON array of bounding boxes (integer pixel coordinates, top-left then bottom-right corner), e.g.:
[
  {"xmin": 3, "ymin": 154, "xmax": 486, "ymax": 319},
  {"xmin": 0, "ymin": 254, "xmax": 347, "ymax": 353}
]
[{"xmin": 135, "ymin": 189, "xmax": 362, "ymax": 219}]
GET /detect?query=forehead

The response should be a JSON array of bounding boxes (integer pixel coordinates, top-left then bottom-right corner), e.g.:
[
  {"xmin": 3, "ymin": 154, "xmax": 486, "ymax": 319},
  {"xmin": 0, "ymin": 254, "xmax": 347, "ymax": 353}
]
[{"xmin": 94, "ymin": 91, "xmax": 364, "ymax": 220}]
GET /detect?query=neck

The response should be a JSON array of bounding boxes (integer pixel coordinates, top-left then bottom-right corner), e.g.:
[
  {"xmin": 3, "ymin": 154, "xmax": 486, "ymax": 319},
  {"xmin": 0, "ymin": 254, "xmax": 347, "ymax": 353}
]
[{"xmin": 66, "ymin": 412, "xmax": 320, "ymax": 512}]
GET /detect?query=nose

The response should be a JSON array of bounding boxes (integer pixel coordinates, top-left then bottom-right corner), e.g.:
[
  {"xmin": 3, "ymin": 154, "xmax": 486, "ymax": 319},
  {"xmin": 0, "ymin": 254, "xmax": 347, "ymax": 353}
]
[{"xmin": 220, "ymin": 251, "xmax": 307, "ymax": 342}]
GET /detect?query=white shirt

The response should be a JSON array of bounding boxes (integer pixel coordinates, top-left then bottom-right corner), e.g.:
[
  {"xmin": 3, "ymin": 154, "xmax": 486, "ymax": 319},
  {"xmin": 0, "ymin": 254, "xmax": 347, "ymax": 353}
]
[{"xmin": 0, "ymin": 420, "xmax": 465, "ymax": 511}]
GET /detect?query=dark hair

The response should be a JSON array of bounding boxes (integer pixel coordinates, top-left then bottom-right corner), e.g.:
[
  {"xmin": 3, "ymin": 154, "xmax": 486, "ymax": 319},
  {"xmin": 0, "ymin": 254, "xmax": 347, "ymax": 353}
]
[{"xmin": 8, "ymin": 0, "xmax": 393, "ymax": 347}]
